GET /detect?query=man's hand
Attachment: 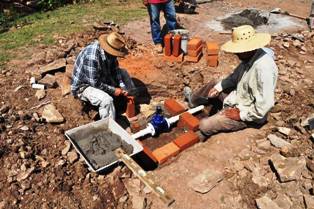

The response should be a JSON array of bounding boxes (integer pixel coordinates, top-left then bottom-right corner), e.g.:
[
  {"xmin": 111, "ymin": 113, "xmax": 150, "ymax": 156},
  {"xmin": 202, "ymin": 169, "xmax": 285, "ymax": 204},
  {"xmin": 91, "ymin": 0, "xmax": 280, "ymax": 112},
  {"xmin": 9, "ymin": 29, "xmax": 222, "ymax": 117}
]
[
  {"xmin": 224, "ymin": 108, "xmax": 241, "ymax": 121},
  {"xmin": 208, "ymin": 88, "xmax": 220, "ymax": 98},
  {"xmin": 143, "ymin": 0, "xmax": 149, "ymax": 6},
  {"xmin": 114, "ymin": 88, "xmax": 128, "ymax": 97}
]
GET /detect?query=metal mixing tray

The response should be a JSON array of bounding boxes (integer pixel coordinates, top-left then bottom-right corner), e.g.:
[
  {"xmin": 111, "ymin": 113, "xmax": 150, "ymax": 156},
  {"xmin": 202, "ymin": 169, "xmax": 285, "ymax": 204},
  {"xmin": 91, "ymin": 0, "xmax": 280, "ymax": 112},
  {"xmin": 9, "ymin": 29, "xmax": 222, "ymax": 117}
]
[{"xmin": 64, "ymin": 118, "xmax": 143, "ymax": 172}]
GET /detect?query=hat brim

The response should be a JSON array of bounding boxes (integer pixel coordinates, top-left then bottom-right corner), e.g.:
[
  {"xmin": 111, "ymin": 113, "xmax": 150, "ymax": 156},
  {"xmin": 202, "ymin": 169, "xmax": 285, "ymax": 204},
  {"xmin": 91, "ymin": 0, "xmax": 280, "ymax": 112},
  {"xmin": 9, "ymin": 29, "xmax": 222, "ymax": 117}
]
[
  {"xmin": 221, "ymin": 33, "xmax": 271, "ymax": 53},
  {"xmin": 99, "ymin": 35, "xmax": 128, "ymax": 57}
]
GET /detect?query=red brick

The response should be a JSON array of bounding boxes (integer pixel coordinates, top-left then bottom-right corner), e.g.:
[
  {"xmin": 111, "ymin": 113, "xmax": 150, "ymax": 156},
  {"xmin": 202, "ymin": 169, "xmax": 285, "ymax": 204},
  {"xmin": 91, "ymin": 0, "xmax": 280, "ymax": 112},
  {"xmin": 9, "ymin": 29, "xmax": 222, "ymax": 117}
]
[
  {"xmin": 172, "ymin": 34, "xmax": 181, "ymax": 57},
  {"xmin": 207, "ymin": 54, "xmax": 218, "ymax": 67},
  {"xmin": 185, "ymin": 52, "xmax": 203, "ymax": 63},
  {"xmin": 177, "ymin": 112, "xmax": 200, "ymax": 131},
  {"xmin": 164, "ymin": 99, "xmax": 186, "ymax": 116},
  {"xmin": 187, "ymin": 38, "xmax": 202, "ymax": 51},
  {"xmin": 152, "ymin": 142, "xmax": 180, "ymax": 164},
  {"xmin": 163, "ymin": 53, "xmax": 184, "ymax": 63},
  {"xmin": 206, "ymin": 42, "xmax": 219, "ymax": 55},
  {"xmin": 173, "ymin": 131, "xmax": 199, "ymax": 151},
  {"xmin": 164, "ymin": 33, "xmax": 173, "ymax": 56},
  {"xmin": 138, "ymin": 141, "xmax": 158, "ymax": 163},
  {"xmin": 187, "ymin": 43, "xmax": 203, "ymax": 57},
  {"xmin": 126, "ymin": 96, "xmax": 135, "ymax": 118}
]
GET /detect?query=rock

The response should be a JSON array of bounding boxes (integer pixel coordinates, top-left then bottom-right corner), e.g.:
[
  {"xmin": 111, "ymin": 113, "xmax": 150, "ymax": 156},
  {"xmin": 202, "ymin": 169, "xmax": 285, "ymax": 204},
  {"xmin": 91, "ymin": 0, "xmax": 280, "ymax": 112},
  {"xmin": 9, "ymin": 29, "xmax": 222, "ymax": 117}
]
[
  {"xmin": 39, "ymin": 58, "xmax": 66, "ymax": 76},
  {"xmin": 42, "ymin": 104, "xmax": 64, "ymax": 123},
  {"xmin": 67, "ymin": 151, "xmax": 78, "ymax": 164},
  {"xmin": 283, "ymin": 42, "xmax": 290, "ymax": 48},
  {"xmin": 38, "ymin": 74, "xmax": 58, "ymax": 88},
  {"xmin": 252, "ymin": 167, "xmax": 269, "ymax": 187},
  {"xmin": 256, "ymin": 195, "xmax": 282, "ymax": 209},
  {"xmin": 20, "ymin": 126, "xmax": 29, "ymax": 131},
  {"xmin": 16, "ymin": 167, "xmax": 35, "ymax": 182},
  {"xmin": 123, "ymin": 179, "xmax": 145, "ymax": 209},
  {"xmin": 65, "ymin": 64, "xmax": 74, "ymax": 78},
  {"xmin": 56, "ymin": 75, "xmax": 71, "ymax": 96},
  {"xmin": 274, "ymin": 194, "xmax": 292, "ymax": 209},
  {"xmin": 61, "ymin": 141, "xmax": 71, "ymax": 156},
  {"xmin": 188, "ymin": 169, "xmax": 223, "ymax": 194},
  {"xmin": 278, "ymin": 127, "xmax": 291, "ymax": 136},
  {"xmin": 267, "ymin": 134, "xmax": 291, "ymax": 148},
  {"xmin": 269, "ymin": 153, "xmax": 306, "ymax": 182},
  {"xmin": 304, "ymin": 195, "xmax": 314, "ymax": 209},
  {"xmin": 0, "ymin": 105, "xmax": 10, "ymax": 114},
  {"xmin": 35, "ymin": 89, "xmax": 46, "ymax": 100},
  {"xmin": 306, "ymin": 159, "xmax": 314, "ymax": 172},
  {"xmin": 257, "ymin": 140, "xmax": 271, "ymax": 151},
  {"xmin": 0, "ymin": 201, "xmax": 7, "ymax": 209},
  {"xmin": 26, "ymin": 51, "xmax": 46, "ymax": 66}
]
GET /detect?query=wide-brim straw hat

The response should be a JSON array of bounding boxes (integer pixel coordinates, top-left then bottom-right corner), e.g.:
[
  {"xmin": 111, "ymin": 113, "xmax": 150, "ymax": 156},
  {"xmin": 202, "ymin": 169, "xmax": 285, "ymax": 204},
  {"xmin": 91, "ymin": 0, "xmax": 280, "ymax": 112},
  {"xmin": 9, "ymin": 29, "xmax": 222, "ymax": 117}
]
[
  {"xmin": 221, "ymin": 25, "xmax": 271, "ymax": 53},
  {"xmin": 99, "ymin": 32, "xmax": 128, "ymax": 57}
]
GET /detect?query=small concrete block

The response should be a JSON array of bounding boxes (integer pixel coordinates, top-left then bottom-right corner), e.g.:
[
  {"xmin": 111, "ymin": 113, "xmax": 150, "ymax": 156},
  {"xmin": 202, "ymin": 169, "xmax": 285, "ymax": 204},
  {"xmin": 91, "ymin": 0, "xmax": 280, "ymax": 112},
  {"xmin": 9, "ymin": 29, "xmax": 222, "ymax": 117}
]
[
  {"xmin": 163, "ymin": 53, "xmax": 184, "ymax": 63},
  {"xmin": 185, "ymin": 52, "xmax": 203, "ymax": 63},
  {"xmin": 207, "ymin": 54, "xmax": 218, "ymax": 67},
  {"xmin": 188, "ymin": 38, "xmax": 202, "ymax": 51},
  {"xmin": 178, "ymin": 112, "xmax": 200, "ymax": 131},
  {"xmin": 173, "ymin": 131, "xmax": 199, "ymax": 151},
  {"xmin": 187, "ymin": 44, "xmax": 203, "ymax": 57},
  {"xmin": 152, "ymin": 142, "xmax": 180, "ymax": 164},
  {"xmin": 206, "ymin": 42, "xmax": 219, "ymax": 55},
  {"xmin": 164, "ymin": 99, "xmax": 186, "ymax": 116}
]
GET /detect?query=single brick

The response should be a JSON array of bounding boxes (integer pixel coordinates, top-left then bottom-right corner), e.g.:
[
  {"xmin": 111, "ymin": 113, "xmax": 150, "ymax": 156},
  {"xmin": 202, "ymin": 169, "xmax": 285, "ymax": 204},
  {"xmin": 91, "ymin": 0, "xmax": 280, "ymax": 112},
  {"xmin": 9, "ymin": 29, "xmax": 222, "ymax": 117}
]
[
  {"xmin": 185, "ymin": 52, "xmax": 203, "ymax": 63},
  {"xmin": 163, "ymin": 53, "xmax": 184, "ymax": 63},
  {"xmin": 187, "ymin": 38, "xmax": 202, "ymax": 51},
  {"xmin": 152, "ymin": 142, "xmax": 180, "ymax": 164},
  {"xmin": 206, "ymin": 42, "xmax": 219, "ymax": 55},
  {"xmin": 177, "ymin": 112, "xmax": 200, "ymax": 131},
  {"xmin": 126, "ymin": 96, "xmax": 135, "ymax": 118},
  {"xmin": 172, "ymin": 34, "xmax": 181, "ymax": 57},
  {"xmin": 173, "ymin": 131, "xmax": 199, "ymax": 151},
  {"xmin": 187, "ymin": 44, "xmax": 203, "ymax": 57},
  {"xmin": 138, "ymin": 141, "xmax": 158, "ymax": 163},
  {"xmin": 164, "ymin": 33, "xmax": 173, "ymax": 56},
  {"xmin": 164, "ymin": 99, "xmax": 186, "ymax": 116},
  {"xmin": 207, "ymin": 54, "xmax": 218, "ymax": 67}
]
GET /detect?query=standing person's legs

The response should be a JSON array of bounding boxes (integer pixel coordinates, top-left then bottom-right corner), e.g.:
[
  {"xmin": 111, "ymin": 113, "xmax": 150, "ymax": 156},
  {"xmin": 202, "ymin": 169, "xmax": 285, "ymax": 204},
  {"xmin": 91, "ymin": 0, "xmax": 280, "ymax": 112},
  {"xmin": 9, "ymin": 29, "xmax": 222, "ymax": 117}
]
[
  {"xmin": 79, "ymin": 86, "xmax": 116, "ymax": 119},
  {"xmin": 163, "ymin": 0, "xmax": 176, "ymax": 31},
  {"xmin": 199, "ymin": 111, "xmax": 247, "ymax": 137},
  {"xmin": 148, "ymin": 4, "xmax": 162, "ymax": 44}
]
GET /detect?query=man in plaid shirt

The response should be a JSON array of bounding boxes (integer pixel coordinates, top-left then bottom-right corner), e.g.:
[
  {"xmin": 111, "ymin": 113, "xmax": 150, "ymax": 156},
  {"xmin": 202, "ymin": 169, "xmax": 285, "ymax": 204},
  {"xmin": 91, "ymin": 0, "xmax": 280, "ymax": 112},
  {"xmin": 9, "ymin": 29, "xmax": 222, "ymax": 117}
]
[{"xmin": 71, "ymin": 32, "xmax": 135, "ymax": 120}]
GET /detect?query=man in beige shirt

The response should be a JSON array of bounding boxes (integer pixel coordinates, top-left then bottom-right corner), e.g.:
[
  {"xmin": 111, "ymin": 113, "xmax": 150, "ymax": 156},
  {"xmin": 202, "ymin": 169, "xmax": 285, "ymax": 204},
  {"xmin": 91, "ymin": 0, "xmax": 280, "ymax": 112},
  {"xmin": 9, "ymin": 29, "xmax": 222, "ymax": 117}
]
[{"xmin": 184, "ymin": 25, "xmax": 278, "ymax": 139}]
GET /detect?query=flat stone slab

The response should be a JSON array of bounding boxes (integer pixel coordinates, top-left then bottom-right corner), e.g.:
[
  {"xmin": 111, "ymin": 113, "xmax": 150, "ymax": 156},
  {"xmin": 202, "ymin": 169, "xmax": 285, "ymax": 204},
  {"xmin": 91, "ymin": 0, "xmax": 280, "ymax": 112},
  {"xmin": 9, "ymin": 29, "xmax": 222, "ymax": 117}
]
[
  {"xmin": 188, "ymin": 169, "xmax": 223, "ymax": 194},
  {"xmin": 269, "ymin": 153, "xmax": 306, "ymax": 182},
  {"xmin": 267, "ymin": 134, "xmax": 290, "ymax": 148},
  {"xmin": 256, "ymin": 195, "xmax": 282, "ymax": 209},
  {"xmin": 42, "ymin": 104, "xmax": 64, "ymax": 123},
  {"xmin": 39, "ymin": 58, "xmax": 66, "ymax": 76},
  {"xmin": 38, "ymin": 74, "xmax": 57, "ymax": 88}
]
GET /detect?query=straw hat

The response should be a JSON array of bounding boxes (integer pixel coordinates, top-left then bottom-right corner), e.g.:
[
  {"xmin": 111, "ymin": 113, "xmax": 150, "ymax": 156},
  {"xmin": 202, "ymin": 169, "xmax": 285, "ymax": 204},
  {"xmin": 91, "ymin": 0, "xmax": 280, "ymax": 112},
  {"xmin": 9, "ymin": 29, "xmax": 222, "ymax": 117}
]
[
  {"xmin": 99, "ymin": 32, "xmax": 128, "ymax": 57},
  {"xmin": 221, "ymin": 25, "xmax": 271, "ymax": 53}
]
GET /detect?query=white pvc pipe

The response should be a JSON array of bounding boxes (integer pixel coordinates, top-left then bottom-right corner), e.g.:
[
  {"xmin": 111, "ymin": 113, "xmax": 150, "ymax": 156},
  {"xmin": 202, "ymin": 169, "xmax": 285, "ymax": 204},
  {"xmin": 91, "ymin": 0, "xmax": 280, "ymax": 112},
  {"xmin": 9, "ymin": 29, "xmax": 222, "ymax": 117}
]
[{"xmin": 132, "ymin": 105, "xmax": 204, "ymax": 139}]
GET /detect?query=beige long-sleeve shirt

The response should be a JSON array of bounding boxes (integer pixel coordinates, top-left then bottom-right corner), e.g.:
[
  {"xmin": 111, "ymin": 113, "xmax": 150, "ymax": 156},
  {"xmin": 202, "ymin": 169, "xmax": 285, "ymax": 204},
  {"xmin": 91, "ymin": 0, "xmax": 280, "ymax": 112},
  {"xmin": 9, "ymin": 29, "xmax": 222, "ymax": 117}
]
[{"xmin": 214, "ymin": 48, "xmax": 278, "ymax": 123}]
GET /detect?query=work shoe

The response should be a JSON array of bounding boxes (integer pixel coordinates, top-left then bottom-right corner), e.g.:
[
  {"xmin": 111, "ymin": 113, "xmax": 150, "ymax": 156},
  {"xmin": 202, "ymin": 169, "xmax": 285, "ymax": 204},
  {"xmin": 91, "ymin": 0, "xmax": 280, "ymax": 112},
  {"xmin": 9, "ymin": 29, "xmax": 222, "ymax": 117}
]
[
  {"xmin": 183, "ymin": 86, "xmax": 195, "ymax": 108},
  {"xmin": 154, "ymin": 43, "xmax": 163, "ymax": 54}
]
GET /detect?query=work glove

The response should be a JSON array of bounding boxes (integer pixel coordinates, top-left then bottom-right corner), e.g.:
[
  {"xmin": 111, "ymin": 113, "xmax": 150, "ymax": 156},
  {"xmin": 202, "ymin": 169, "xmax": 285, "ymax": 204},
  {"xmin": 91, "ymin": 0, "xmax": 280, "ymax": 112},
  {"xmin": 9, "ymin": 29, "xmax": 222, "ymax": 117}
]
[
  {"xmin": 223, "ymin": 107, "xmax": 241, "ymax": 121},
  {"xmin": 114, "ymin": 88, "xmax": 128, "ymax": 97},
  {"xmin": 207, "ymin": 88, "xmax": 220, "ymax": 98}
]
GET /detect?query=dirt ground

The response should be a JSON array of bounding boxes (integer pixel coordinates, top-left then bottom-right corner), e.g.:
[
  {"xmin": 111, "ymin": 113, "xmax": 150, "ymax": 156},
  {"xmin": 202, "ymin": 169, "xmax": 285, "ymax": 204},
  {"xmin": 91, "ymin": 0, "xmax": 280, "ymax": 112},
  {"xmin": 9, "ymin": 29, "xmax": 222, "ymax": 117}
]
[{"xmin": 0, "ymin": 0, "xmax": 314, "ymax": 209}]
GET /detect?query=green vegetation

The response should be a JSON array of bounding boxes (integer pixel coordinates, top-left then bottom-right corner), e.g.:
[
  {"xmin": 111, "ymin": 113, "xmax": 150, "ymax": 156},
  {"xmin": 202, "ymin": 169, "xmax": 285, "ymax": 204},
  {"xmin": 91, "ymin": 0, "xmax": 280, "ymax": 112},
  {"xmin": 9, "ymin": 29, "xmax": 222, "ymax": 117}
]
[{"xmin": 0, "ymin": 0, "xmax": 146, "ymax": 67}]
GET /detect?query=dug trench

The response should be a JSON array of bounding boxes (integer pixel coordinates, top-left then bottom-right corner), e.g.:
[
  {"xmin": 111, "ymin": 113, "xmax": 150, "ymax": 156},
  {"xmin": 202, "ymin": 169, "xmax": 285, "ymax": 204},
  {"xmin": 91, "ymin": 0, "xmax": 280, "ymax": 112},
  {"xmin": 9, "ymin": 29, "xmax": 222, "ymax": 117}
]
[{"xmin": 0, "ymin": 1, "xmax": 314, "ymax": 209}]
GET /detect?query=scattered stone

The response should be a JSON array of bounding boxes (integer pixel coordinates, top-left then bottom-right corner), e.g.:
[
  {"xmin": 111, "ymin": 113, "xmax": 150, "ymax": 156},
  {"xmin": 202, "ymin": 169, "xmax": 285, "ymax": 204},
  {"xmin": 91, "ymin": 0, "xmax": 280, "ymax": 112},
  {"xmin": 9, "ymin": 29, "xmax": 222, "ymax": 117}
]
[
  {"xmin": 67, "ymin": 151, "xmax": 78, "ymax": 164},
  {"xmin": 42, "ymin": 104, "xmax": 64, "ymax": 123},
  {"xmin": 39, "ymin": 58, "xmax": 66, "ymax": 76},
  {"xmin": 257, "ymin": 140, "xmax": 271, "ymax": 151},
  {"xmin": 304, "ymin": 195, "xmax": 314, "ymax": 209},
  {"xmin": 143, "ymin": 186, "xmax": 152, "ymax": 194},
  {"xmin": 278, "ymin": 127, "xmax": 291, "ymax": 136},
  {"xmin": 16, "ymin": 167, "xmax": 35, "ymax": 182},
  {"xmin": 57, "ymin": 76, "xmax": 71, "ymax": 96},
  {"xmin": 38, "ymin": 74, "xmax": 58, "ymax": 88},
  {"xmin": 306, "ymin": 159, "xmax": 314, "ymax": 172},
  {"xmin": 0, "ymin": 105, "xmax": 10, "ymax": 114},
  {"xmin": 188, "ymin": 169, "xmax": 223, "ymax": 194},
  {"xmin": 274, "ymin": 194, "xmax": 292, "ymax": 209},
  {"xmin": 283, "ymin": 42, "xmax": 290, "ymax": 48},
  {"xmin": 269, "ymin": 153, "xmax": 306, "ymax": 182},
  {"xmin": 123, "ymin": 178, "xmax": 145, "ymax": 209},
  {"xmin": 256, "ymin": 195, "xmax": 282, "ymax": 209},
  {"xmin": 35, "ymin": 89, "xmax": 46, "ymax": 100},
  {"xmin": 62, "ymin": 141, "xmax": 71, "ymax": 156},
  {"xmin": 20, "ymin": 126, "xmax": 29, "ymax": 131},
  {"xmin": 252, "ymin": 167, "xmax": 269, "ymax": 187},
  {"xmin": 0, "ymin": 201, "xmax": 6, "ymax": 209},
  {"xmin": 65, "ymin": 64, "xmax": 74, "ymax": 78},
  {"xmin": 267, "ymin": 134, "xmax": 290, "ymax": 148}
]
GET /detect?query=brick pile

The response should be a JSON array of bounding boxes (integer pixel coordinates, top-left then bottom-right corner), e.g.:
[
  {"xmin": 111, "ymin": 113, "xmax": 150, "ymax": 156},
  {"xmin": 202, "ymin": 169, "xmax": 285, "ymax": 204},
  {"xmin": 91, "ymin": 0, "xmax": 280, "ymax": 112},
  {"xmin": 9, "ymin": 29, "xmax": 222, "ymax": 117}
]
[
  {"xmin": 206, "ymin": 42, "xmax": 219, "ymax": 67},
  {"xmin": 185, "ymin": 38, "xmax": 203, "ymax": 63}
]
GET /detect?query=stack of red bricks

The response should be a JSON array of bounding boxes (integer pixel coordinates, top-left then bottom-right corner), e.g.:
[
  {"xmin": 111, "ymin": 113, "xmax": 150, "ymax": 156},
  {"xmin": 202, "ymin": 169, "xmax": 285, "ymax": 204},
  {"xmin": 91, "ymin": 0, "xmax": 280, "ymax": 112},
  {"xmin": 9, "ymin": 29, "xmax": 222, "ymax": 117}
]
[
  {"xmin": 163, "ymin": 33, "xmax": 184, "ymax": 62},
  {"xmin": 185, "ymin": 38, "xmax": 203, "ymax": 63},
  {"xmin": 206, "ymin": 42, "xmax": 219, "ymax": 67},
  {"xmin": 140, "ymin": 99, "xmax": 201, "ymax": 165}
]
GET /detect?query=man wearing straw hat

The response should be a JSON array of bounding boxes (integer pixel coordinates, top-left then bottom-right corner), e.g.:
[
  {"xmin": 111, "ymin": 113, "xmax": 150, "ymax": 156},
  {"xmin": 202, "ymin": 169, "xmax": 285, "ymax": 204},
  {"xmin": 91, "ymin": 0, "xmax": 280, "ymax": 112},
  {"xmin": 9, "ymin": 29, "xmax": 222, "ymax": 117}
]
[
  {"xmin": 184, "ymin": 25, "xmax": 278, "ymax": 139},
  {"xmin": 71, "ymin": 32, "xmax": 135, "ymax": 121}
]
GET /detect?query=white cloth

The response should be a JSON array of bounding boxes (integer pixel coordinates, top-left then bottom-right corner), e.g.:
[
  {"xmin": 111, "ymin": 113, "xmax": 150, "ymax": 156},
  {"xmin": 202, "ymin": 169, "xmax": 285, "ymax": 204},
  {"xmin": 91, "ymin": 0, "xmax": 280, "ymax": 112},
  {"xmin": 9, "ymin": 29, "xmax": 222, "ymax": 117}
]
[{"xmin": 214, "ymin": 48, "xmax": 278, "ymax": 123}]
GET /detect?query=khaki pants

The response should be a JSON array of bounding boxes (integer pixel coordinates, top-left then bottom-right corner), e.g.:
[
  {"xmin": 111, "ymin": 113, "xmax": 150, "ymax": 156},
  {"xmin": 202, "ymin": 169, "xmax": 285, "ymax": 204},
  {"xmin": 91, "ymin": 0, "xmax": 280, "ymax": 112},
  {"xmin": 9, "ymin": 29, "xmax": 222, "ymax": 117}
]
[{"xmin": 191, "ymin": 81, "xmax": 247, "ymax": 137}]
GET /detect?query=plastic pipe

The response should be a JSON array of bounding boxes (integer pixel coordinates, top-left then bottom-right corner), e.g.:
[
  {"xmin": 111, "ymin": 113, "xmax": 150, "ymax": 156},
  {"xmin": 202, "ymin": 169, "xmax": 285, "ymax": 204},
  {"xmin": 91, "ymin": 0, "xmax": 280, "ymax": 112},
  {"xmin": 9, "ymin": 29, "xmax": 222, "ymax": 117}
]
[{"xmin": 132, "ymin": 105, "xmax": 204, "ymax": 139}]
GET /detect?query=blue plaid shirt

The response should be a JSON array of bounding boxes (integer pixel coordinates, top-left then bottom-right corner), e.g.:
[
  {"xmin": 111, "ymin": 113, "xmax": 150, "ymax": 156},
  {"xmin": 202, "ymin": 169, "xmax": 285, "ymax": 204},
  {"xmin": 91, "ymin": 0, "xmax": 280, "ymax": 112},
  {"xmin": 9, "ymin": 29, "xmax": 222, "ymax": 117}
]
[{"xmin": 71, "ymin": 41, "xmax": 121, "ymax": 96}]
